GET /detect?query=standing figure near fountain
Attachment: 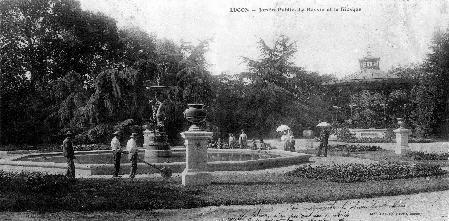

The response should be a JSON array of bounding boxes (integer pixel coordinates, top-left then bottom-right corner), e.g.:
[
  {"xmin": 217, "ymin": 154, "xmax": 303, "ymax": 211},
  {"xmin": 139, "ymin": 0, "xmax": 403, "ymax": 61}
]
[
  {"xmin": 239, "ymin": 130, "xmax": 248, "ymax": 149},
  {"xmin": 288, "ymin": 130, "xmax": 295, "ymax": 152},
  {"xmin": 127, "ymin": 133, "xmax": 138, "ymax": 179},
  {"xmin": 62, "ymin": 131, "xmax": 75, "ymax": 180},
  {"xmin": 228, "ymin": 133, "xmax": 236, "ymax": 149},
  {"xmin": 111, "ymin": 131, "xmax": 122, "ymax": 177},
  {"xmin": 317, "ymin": 125, "xmax": 331, "ymax": 157},
  {"xmin": 281, "ymin": 131, "xmax": 290, "ymax": 151}
]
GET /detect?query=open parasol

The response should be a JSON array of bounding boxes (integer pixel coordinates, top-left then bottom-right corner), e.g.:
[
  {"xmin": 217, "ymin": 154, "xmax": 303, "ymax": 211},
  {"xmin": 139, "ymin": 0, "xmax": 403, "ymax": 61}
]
[
  {"xmin": 316, "ymin": 122, "xmax": 331, "ymax": 127},
  {"xmin": 276, "ymin": 125, "xmax": 290, "ymax": 132}
]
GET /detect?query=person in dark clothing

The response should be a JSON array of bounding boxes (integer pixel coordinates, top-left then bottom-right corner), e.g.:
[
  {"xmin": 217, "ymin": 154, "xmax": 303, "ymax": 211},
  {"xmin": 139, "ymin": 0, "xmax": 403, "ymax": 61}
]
[
  {"xmin": 62, "ymin": 131, "xmax": 75, "ymax": 179},
  {"xmin": 317, "ymin": 127, "xmax": 331, "ymax": 157}
]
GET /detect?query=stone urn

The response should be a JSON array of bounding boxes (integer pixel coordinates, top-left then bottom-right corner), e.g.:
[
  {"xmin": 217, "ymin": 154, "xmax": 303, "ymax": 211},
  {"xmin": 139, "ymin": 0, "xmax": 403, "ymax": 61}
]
[
  {"xmin": 397, "ymin": 118, "xmax": 405, "ymax": 128},
  {"xmin": 184, "ymin": 104, "xmax": 206, "ymax": 131}
]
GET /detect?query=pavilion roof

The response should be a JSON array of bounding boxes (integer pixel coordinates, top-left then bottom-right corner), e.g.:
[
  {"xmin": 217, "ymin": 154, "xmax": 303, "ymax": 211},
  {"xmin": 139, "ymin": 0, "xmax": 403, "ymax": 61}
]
[
  {"xmin": 322, "ymin": 69, "xmax": 413, "ymax": 90},
  {"xmin": 324, "ymin": 68, "xmax": 400, "ymax": 84}
]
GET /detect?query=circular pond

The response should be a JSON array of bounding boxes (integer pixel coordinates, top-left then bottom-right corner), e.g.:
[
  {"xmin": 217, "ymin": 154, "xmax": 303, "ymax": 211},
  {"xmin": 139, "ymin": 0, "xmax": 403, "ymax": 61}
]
[
  {"xmin": 0, "ymin": 148, "xmax": 311, "ymax": 176},
  {"xmin": 15, "ymin": 151, "xmax": 281, "ymax": 164}
]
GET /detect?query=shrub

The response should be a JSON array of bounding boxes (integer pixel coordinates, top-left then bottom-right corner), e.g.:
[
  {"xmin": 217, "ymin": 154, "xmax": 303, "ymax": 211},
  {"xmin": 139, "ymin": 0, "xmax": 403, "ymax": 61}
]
[
  {"xmin": 286, "ymin": 162, "xmax": 446, "ymax": 183},
  {"xmin": 409, "ymin": 137, "xmax": 434, "ymax": 143},
  {"xmin": 73, "ymin": 132, "xmax": 90, "ymax": 144},
  {"xmin": 344, "ymin": 137, "xmax": 392, "ymax": 143},
  {"xmin": 328, "ymin": 144, "xmax": 382, "ymax": 152},
  {"xmin": 87, "ymin": 124, "xmax": 114, "ymax": 143},
  {"xmin": 406, "ymin": 151, "xmax": 449, "ymax": 161},
  {"xmin": 0, "ymin": 171, "xmax": 72, "ymax": 194},
  {"xmin": 335, "ymin": 127, "xmax": 356, "ymax": 142},
  {"xmin": 343, "ymin": 136, "xmax": 434, "ymax": 143}
]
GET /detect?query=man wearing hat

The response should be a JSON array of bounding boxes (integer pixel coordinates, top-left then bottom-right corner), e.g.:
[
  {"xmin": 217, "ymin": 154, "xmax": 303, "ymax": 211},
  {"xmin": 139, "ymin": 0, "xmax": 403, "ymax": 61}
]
[
  {"xmin": 62, "ymin": 131, "xmax": 75, "ymax": 179},
  {"xmin": 126, "ymin": 133, "xmax": 138, "ymax": 179},
  {"xmin": 317, "ymin": 122, "xmax": 331, "ymax": 157},
  {"xmin": 111, "ymin": 131, "xmax": 122, "ymax": 177}
]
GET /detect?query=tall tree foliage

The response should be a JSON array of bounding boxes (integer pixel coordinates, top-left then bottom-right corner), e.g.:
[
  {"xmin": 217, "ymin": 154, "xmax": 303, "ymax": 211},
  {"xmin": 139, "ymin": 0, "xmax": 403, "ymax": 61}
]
[
  {"xmin": 1, "ymin": 0, "xmax": 160, "ymax": 143},
  {"xmin": 423, "ymin": 29, "xmax": 449, "ymax": 136},
  {"xmin": 210, "ymin": 35, "xmax": 328, "ymax": 138}
]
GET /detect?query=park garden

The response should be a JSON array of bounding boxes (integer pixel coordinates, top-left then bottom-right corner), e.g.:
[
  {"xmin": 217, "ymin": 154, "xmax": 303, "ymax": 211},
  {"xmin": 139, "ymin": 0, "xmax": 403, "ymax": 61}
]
[{"xmin": 2, "ymin": 0, "xmax": 449, "ymax": 214}]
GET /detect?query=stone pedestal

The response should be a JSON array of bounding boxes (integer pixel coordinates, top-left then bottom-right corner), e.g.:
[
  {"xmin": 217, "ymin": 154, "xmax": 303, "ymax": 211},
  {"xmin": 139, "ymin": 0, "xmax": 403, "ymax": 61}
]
[
  {"xmin": 393, "ymin": 127, "xmax": 411, "ymax": 154},
  {"xmin": 143, "ymin": 129, "xmax": 171, "ymax": 162},
  {"xmin": 143, "ymin": 129, "xmax": 154, "ymax": 149},
  {"xmin": 181, "ymin": 130, "xmax": 213, "ymax": 186}
]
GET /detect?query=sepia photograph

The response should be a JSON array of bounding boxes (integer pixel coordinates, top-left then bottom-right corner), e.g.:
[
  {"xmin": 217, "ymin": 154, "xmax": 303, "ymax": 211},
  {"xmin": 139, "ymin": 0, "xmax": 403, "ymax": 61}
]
[{"xmin": 1, "ymin": 0, "xmax": 449, "ymax": 220}]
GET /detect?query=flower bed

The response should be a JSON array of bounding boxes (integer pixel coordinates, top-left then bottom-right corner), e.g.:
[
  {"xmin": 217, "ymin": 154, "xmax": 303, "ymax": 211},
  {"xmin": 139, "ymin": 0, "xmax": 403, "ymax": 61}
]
[
  {"xmin": 343, "ymin": 137, "xmax": 434, "ymax": 143},
  {"xmin": 328, "ymin": 144, "xmax": 382, "ymax": 152},
  {"xmin": 286, "ymin": 162, "xmax": 446, "ymax": 183},
  {"xmin": 406, "ymin": 151, "xmax": 449, "ymax": 161}
]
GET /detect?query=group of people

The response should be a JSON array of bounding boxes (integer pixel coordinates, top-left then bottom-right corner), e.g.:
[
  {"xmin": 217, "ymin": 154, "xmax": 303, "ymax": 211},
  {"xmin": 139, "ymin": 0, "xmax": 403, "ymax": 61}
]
[
  {"xmin": 62, "ymin": 131, "xmax": 140, "ymax": 180},
  {"xmin": 110, "ymin": 131, "xmax": 139, "ymax": 178},
  {"xmin": 209, "ymin": 130, "xmax": 271, "ymax": 150},
  {"xmin": 209, "ymin": 130, "xmax": 270, "ymax": 150},
  {"xmin": 61, "ymin": 123, "xmax": 332, "ymax": 179},
  {"xmin": 209, "ymin": 130, "xmax": 248, "ymax": 149},
  {"xmin": 229, "ymin": 130, "xmax": 248, "ymax": 149},
  {"xmin": 279, "ymin": 124, "xmax": 331, "ymax": 157}
]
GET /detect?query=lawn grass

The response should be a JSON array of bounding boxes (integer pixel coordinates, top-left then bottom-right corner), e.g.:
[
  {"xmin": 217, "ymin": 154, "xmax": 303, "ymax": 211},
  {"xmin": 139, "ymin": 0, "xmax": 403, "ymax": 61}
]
[{"xmin": 1, "ymin": 168, "xmax": 449, "ymax": 212}]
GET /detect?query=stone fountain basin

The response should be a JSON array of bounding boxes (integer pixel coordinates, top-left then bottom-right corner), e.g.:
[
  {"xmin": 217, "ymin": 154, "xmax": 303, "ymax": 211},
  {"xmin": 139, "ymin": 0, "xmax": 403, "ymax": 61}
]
[{"xmin": 0, "ymin": 148, "xmax": 311, "ymax": 176}]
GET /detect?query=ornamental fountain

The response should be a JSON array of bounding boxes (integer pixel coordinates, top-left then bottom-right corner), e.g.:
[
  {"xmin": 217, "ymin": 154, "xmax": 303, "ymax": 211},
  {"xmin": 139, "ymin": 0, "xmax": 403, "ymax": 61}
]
[{"xmin": 143, "ymin": 78, "xmax": 171, "ymax": 161}]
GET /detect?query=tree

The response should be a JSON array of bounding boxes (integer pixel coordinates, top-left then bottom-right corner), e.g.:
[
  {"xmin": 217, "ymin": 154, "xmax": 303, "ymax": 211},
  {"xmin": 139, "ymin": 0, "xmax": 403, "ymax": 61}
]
[
  {"xmin": 1, "ymin": 0, "xmax": 138, "ymax": 143},
  {"xmin": 423, "ymin": 29, "xmax": 449, "ymax": 136},
  {"xmin": 209, "ymin": 35, "xmax": 329, "ymax": 138}
]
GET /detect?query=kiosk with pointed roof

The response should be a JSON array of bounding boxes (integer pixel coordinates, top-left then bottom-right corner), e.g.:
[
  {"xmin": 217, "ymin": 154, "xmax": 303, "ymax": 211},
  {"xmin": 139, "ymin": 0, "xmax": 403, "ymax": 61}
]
[
  {"xmin": 322, "ymin": 49, "xmax": 416, "ymax": 140},
  {"xmin": 323, "ymin": 51, "xmax": 413, "ymax": 91}
]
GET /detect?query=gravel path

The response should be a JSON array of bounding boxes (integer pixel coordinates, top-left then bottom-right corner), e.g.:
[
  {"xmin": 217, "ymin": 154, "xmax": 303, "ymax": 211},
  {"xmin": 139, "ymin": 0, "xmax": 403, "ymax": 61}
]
[{"xmin": 145, "ymin": 189, "xmax": 449, "ymax": 221}]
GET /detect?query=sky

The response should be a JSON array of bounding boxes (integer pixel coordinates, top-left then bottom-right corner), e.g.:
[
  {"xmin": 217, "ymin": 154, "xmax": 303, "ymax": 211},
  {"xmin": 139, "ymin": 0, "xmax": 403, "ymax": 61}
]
[{"xmin": 78, "ymin": 0, "xmax": 449, "ymax": 78}]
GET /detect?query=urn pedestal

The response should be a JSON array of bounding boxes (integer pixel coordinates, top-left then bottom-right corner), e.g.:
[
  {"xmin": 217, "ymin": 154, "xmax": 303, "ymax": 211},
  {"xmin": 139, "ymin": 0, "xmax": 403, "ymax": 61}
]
[
  {"xmin": 143, "ymin": 128, "xmax": 171, "ymax": 162},
  {"xmin": 393, "ymin": 118, "xmax": 411, "ymax": 155},
  {"xmin": 181, "ymin": 103, "xmax": 213, "ymax": 186},
  {"xmin": 181, "ymin": 130, "xmax": 213, "ymax": 186}
]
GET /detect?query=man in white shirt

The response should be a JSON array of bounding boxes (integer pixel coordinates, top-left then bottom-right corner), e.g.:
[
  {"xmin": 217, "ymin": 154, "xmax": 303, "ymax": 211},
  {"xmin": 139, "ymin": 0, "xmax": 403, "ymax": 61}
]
[
  {"xmin": 111, "ymin": 131, "xmax": 121, "ymax": 177},
  {"xmin": 126, "ymin": 133, "xmax": 138, "ymax": 179}
]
